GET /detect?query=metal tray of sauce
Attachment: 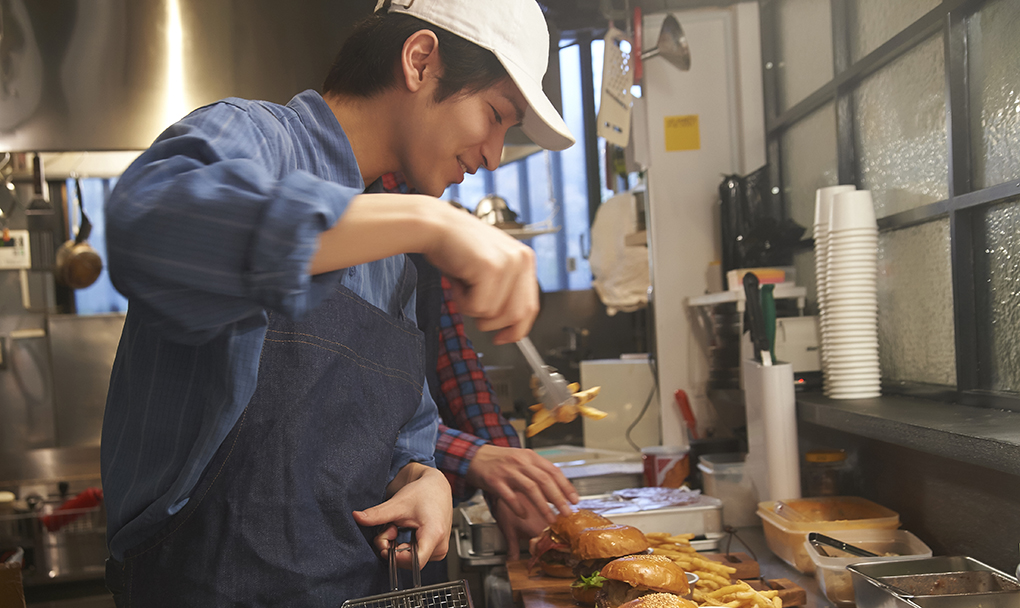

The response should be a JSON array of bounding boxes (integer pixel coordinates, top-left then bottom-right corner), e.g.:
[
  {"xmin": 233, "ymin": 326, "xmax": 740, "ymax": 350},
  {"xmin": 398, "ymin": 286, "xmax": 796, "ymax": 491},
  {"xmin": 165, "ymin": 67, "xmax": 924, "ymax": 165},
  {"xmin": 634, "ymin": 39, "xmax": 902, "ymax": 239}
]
[{"xmin": 849, "ymin": 556, "xmax": 1020, "ymax": 608}]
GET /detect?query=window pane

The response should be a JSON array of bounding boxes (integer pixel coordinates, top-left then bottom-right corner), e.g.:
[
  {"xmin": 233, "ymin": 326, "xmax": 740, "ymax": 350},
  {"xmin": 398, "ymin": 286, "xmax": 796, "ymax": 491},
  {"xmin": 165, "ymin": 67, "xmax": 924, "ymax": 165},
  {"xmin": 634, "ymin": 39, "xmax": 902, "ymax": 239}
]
[
  {"xmin": 781, "ymin": 101, "xmax": 838, "ymax": 235},
  {"xmin": 976, "ymin": 198, "xmax": 1020, "ymax": 393},
  {"xmin": 493, "ymin": 163, "xmax": 522, "ymax": 219},
  {"xmin": 853, "ymin": 35, "xmax": 947, "ymax": 218},
  {"xmin": 526, "ymin": 152, "xmax": 562, "ymax": 290},
  {"xmin": 968, "ymin": 0, "xmax": 1020, "ymax": 191},
  {"xmin": 558, "ymin": 44, "xmax": 593, "ymax": 290},
  {"xmin": 65, "ymin": 178, "xmax": 129, "ymax": 315},
  {"xmin": 850, "ymin": 0, "xmax": 939, "ymax": 62},
  {"xmin": 775, "ymin": 0, "xmax": 833, "ymax": 112},
  {"xmin": 877, "ymin": 219, "xmax": 956, "ymax": 387}
]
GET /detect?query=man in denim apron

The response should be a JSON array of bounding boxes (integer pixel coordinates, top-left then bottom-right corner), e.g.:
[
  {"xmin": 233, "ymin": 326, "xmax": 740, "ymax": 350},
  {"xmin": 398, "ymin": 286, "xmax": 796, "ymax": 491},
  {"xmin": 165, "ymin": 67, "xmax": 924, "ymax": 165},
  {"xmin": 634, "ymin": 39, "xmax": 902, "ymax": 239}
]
[{"xmin": 100, "ymin": 0, "xmax": 574, "ymax": 605}]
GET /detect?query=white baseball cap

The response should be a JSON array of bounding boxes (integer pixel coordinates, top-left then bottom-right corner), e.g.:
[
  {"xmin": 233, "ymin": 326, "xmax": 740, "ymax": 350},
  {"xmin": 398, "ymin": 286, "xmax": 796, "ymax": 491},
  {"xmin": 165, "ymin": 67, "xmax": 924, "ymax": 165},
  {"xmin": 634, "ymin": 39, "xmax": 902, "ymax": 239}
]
[{"xmin": 375, "ymin": 0, "xmax": 575, "ymax": 151}]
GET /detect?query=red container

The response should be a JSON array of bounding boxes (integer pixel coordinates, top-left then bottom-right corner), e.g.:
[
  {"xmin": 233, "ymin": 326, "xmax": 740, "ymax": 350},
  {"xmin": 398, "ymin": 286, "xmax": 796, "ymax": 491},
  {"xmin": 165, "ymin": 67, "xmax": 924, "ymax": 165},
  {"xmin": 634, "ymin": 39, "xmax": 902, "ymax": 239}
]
[{"xmin": 641, "ymin": 446, "xmax": 690, "ymax": 488}]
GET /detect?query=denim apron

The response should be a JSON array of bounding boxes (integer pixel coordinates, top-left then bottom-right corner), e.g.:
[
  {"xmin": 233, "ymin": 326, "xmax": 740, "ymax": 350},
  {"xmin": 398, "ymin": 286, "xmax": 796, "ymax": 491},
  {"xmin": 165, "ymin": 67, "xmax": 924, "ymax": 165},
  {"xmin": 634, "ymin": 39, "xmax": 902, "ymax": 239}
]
[{"xmin": 107, "ymin": 257, "xmax": 428, "ymax": 607}]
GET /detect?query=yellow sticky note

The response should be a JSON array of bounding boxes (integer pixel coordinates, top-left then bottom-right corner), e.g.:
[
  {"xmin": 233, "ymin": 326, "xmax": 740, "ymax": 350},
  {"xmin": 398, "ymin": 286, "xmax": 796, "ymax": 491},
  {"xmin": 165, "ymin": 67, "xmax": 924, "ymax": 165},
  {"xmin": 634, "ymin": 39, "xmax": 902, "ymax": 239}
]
[{"xmin": 664, "ymin": 115, "xmax": 700, "ymax": 151}]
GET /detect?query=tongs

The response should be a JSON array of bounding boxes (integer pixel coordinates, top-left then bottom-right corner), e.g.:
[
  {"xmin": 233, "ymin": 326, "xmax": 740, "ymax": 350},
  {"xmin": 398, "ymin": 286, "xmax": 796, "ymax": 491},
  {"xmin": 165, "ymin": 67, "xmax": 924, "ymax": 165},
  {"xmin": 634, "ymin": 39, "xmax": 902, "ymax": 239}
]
[
  {"xmin": 517, "ymin": 337, "xmax": 577, "ymax": 412},
  {"xmin": 808, "ymin": 532, "xmax": 879, "ymax": 558}
]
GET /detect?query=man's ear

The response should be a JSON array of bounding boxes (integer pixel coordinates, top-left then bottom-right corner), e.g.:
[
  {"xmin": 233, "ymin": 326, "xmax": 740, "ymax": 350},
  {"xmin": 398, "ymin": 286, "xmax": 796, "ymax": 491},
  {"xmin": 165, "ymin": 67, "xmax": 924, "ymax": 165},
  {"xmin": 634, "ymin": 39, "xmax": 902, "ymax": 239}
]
[{"xmin": 401, "ymin": 30, "xmax": 441, "ymax": 93}]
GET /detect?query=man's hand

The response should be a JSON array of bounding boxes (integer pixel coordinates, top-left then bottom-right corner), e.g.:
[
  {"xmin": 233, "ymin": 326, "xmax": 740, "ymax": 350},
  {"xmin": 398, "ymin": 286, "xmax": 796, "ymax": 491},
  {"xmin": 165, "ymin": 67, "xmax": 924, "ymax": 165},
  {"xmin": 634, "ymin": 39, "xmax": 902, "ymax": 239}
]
[
  {"xmin": 352, "ymin": 463, "xmax": 453, "ymax": 569},
  {"xmin": 422, "ymin": 203, "xmax": 539, "ymax": 345},
  {"xmin": 492, "ymin": 497, "xmax": 549, "ymax": 560},
  {"xmin": 465, "ymin": 444, "xmax": 578, "ymax": 524},
  {"xmin": 311, "ymin": 195, "xmax": 539, "ymax": 345}
]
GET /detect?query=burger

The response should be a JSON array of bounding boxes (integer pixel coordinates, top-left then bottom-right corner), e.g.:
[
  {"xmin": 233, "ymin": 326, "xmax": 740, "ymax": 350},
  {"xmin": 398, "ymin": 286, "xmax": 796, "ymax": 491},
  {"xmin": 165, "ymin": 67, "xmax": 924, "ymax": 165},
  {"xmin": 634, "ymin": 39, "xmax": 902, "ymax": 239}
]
[
  {"xmin": 594, "ymin": 555, "xmax": 691, "ymax": 608},
  {"xmin": 529, "ymin": 510, "xmax": 613, "ymax": 578},
  {"xmin": 571, "ymin": 524, "xmax": 651, "ymax": 579},
  {"xmin": 617, "ymin": 593, "xmax": 698, "ymax": 608},
  {"xmin": 571, "ymin": 571, "xmax": 608, "ymax": 606}
]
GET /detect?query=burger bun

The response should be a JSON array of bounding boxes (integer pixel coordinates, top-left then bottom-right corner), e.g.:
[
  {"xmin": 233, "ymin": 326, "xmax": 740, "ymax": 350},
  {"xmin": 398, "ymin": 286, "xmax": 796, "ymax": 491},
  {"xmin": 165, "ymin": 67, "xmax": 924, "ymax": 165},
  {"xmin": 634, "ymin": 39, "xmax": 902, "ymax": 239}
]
[{"xmin": 618, "ymin": 593, "xmax": 698, "ymax": 608}]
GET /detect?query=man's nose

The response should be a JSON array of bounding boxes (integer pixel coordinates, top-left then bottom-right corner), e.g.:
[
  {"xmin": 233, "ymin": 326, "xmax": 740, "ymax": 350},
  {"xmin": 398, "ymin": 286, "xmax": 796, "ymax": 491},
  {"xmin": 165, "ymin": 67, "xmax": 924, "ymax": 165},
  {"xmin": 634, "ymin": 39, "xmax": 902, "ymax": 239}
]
[{"xmin": 480, "ymin": 130, "xmax": 507, "ymax": 172}]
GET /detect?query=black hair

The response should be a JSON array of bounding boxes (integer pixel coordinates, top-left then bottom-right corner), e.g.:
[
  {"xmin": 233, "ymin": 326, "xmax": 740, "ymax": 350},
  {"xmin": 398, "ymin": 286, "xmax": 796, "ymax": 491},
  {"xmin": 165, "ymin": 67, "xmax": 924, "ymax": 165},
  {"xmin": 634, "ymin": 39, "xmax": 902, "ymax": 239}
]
[{"xmin": 322, "ymin": 13, "xmax": 509, "ymax": 103}]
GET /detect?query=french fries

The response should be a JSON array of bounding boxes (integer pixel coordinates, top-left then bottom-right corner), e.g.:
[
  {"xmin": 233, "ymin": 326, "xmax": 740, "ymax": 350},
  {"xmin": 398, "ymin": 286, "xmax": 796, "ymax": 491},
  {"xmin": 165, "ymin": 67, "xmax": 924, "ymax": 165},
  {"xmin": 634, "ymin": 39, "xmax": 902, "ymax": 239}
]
[
  {"xmin": 645, "ymin": 533, "xmax": 782, "ymax": 608},
  {"xmin": 692, "ymin": 581, "xmax": 782, "ymax": 608},
  {"xmin": 526, "ymin": 384, "xmax": 606, "ymax": 437}
]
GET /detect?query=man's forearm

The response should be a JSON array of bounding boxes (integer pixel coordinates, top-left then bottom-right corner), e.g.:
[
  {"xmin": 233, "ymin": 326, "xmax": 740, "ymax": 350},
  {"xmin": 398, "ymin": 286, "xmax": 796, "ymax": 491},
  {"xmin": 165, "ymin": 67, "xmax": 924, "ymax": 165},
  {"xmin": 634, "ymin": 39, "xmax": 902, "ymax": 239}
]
[
  {"xmin": 385, "ymin": 461, "xmax": 442, "ymax": 498},
  {"xmin": 310, "ymin": 193, "xmax": 442, "ymax": 275}
]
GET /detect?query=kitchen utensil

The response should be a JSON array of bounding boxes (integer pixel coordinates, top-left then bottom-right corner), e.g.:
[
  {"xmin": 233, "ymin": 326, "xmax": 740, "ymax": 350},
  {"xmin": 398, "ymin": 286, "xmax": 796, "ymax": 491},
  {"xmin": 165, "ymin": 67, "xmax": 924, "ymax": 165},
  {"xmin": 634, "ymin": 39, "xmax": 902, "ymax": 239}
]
[
  {"xmin": 517, "ymin": 337, "xmax": 576, "ymax": 411},
  {"xmin": 25, "ymin": 154, "xmax": 58, "ymax": 271},
  {"xmin": 55, "ymin": 178, "xmax": 103, "ymax": 289},
  {"xmin": 809, "ymin": 532, "xmax": 879, "ymax": 558},
  {"xmin": 762, "ymin": 284, "xmax": 777, "ymax": 363},
  {"xmin": 641, "ymin": 14, "xmax": 691, "ymax": 71},
  {"xmin": 673, "ymin": 389, "xmax": 699, "ymax": 440},
  {"xmin": 474, "ymin": 194, "xmax": 523, "ymax": 229},
  {"xmin": 341, "ymin": 530, "xmax": 473, "ymax": 608},
  {"xmin": 743, "ymin": 272, "xmax": 771, "ymax": 366}
]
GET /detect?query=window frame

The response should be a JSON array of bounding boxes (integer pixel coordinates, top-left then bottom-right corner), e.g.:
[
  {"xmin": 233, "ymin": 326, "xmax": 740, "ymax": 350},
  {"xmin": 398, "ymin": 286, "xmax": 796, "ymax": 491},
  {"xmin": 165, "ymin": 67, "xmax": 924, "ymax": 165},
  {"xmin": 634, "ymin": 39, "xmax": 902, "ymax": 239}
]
[{"xmin": 760, "ymin": 0, "xmax": 1020, "ymax": 410}]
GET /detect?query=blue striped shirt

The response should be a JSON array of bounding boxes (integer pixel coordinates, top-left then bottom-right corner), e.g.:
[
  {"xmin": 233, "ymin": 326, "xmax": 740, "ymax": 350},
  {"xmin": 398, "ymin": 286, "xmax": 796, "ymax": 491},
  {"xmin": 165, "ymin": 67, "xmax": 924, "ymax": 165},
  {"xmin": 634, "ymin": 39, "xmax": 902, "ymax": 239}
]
[{"xmin": 101, "ymin": 90, "xmax": 439, "ymax": 561}]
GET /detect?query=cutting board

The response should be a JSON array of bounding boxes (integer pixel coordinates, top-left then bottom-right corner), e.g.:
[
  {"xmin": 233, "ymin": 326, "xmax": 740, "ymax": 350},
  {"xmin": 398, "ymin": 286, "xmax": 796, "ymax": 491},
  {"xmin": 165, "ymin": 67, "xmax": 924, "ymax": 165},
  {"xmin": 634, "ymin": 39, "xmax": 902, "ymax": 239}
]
[{"xmin": 506, "ymin": 557, "xmax": 807, "ymax": 607}]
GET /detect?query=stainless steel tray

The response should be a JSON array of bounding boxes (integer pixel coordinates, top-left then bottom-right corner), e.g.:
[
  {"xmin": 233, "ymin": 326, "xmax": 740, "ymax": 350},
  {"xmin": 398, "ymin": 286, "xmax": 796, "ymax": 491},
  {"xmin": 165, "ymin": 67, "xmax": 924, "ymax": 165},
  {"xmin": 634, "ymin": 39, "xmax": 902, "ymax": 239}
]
[
  {"xmin": 849, "ymin": 556, "xmax": 1020, "ymax": 608},
  {"xmin": 458, "ymin": 502, "xmax": 506, "ymax": 556}
]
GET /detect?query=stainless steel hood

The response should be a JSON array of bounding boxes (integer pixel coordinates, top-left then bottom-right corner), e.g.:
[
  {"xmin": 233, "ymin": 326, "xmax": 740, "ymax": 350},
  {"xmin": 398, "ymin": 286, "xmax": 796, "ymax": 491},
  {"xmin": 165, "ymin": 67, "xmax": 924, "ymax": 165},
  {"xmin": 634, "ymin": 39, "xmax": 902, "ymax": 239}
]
[{"xmin": 0, "ymin": 0, "xmax": 560, "ymax": 162}]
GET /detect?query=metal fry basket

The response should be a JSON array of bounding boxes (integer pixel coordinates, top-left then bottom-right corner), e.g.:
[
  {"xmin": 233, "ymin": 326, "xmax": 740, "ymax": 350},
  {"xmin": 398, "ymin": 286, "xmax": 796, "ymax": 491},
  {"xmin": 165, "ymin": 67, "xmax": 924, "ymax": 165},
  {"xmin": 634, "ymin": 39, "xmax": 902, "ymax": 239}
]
[{"xmin": 341, "ymin": 531, "xmax": 473, "ymax": 608}]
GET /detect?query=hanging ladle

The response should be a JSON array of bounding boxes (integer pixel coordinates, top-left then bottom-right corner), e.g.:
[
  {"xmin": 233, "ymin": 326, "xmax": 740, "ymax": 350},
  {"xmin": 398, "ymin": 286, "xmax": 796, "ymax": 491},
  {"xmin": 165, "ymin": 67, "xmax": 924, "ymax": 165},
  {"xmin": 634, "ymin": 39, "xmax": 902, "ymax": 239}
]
[
  {"xmin": 55, "ymin": 178, "xmax": 103, "ymax": 290},
  {"xmin": 808, "ymin": 532, "xmax": 879, "ymax": 559},
  {"xmin": 641, "ymin": 14, "xmax": 691, "ymax": 71}
]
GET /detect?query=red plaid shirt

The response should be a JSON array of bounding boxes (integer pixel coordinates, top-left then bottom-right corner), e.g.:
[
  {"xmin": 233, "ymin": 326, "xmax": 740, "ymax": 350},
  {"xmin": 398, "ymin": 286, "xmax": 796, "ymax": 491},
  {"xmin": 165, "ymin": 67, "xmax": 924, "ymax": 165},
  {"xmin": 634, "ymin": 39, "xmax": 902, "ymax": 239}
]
[{"xmin": 381, "ymin": 173, "xmax": 521, "ymax": 500}]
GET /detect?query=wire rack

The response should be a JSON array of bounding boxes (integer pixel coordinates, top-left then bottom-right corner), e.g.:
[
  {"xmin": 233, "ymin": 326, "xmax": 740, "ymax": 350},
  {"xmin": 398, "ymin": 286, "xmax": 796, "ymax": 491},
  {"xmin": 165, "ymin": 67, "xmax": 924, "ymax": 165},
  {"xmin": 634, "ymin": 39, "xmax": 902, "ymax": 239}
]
[
  {"xmin": 341, "ymin": 580, "xmax": 472, "ymax": 608},
  {"xmin": 0, "ymin": 503, "xmax": 105, "ymax": 543}
]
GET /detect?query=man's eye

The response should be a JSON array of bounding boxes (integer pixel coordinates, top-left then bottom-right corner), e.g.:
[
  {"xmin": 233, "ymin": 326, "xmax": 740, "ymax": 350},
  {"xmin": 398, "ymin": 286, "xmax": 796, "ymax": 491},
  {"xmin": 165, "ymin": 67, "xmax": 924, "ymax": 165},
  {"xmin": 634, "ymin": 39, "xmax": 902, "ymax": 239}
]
[{"xmin": 490, "ymin": 105, "xmax": 503, "ymax": 125}]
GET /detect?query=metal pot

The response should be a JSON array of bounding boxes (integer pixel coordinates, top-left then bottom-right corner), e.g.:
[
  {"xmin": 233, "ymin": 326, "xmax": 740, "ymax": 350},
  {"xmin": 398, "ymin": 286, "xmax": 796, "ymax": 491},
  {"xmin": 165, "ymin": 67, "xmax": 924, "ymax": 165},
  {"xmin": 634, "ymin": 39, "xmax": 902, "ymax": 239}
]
[
  {"xmin": 474, "ymin": 194, "xmax": 523, "ymax": 229},
  {"xmin": 55, "ymin": 179, "xmax": 102, "ymax": 290}
]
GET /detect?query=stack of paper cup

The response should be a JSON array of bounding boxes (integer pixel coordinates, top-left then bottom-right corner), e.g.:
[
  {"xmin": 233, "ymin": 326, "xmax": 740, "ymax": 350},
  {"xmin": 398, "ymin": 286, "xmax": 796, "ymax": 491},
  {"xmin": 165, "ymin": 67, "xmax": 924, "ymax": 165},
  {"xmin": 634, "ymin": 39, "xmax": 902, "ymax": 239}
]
[
  {"xmin": 823, "ymin": 190, "xmax": 881, "ymax": 398},
  {"xmin": 813, "ymin": 185, "xmax": 857, "ymax": 369}
]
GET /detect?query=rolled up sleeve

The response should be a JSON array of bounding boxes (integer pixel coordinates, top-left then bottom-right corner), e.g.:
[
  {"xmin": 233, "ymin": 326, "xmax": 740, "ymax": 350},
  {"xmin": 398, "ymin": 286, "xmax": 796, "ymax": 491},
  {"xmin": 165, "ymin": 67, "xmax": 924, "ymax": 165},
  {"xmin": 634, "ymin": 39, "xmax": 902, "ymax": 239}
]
[
  {"xmin": 388, "ymin": 378, "xmax": 440, "ymax": 484},
  {"xmin": 106, "ymin": 101, "xmax": 359, "ymax": 344}
]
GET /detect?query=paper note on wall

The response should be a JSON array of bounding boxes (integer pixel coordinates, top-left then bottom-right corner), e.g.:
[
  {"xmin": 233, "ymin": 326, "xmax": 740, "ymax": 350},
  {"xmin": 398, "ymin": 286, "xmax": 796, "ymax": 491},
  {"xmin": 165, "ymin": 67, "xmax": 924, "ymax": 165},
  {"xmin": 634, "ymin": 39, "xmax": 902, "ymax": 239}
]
[{"xmin": 664, "ymin": 115, "xmax": 700, "ymax": 151}]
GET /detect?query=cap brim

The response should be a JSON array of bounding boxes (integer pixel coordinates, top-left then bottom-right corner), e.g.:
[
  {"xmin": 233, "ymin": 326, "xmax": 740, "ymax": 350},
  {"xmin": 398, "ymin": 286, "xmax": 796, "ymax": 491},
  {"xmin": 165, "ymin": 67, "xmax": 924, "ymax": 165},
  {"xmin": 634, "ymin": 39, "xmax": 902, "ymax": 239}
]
[{"xmin": 495, "ymin": 51, "xmax": 576, "ymax": 151}]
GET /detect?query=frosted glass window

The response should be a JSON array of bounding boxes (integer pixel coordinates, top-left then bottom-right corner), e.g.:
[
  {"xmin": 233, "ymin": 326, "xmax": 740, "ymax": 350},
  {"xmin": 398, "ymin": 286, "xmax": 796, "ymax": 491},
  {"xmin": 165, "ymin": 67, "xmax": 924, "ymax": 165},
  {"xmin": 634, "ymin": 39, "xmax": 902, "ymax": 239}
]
[
  {"xmin": 976, "ymin": 199, "xmax": 1020, "ymax": 393},
  {"xmin": 775, "ymin": 0, "xmax": 833, "ymax": 112},
  {"xmin": 968, "ymin": 0, "xmax": 1020, "ymax": 191},
  {"xmin": 780, "ymin": 102, "xmax": 838, "ymax": 236},
  {"xmin": 853, "ymin": 35, "xmax": 947, "ymax": 218},
  {"xmin": 850, "ymin": 0, "xmax": 940, "ymax": 62},
  {"xmin": 877, "ymin": 220, "xmax": 956, "ymax": 387}
]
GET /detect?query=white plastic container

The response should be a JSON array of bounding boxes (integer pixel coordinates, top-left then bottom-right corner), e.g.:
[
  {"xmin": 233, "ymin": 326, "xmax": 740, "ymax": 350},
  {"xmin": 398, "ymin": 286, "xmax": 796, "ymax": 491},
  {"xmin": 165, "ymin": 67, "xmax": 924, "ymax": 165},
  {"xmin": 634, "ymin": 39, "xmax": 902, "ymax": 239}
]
[
  {"xmin": 698, "ymin": 453, "xmax": 759, "ymax": 527},
  {"xmin": 757, "ymin": 496, "xmax": 901, "ymax": 573},
  {"xmin": 805, "ymin": 528, "xmax": 932, "ymax": 606}
]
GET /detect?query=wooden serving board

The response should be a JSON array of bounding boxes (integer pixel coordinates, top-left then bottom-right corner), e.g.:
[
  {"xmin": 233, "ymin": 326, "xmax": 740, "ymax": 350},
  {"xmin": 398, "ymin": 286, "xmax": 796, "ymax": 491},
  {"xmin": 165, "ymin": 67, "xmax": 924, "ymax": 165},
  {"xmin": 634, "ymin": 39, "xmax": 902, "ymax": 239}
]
[
  {"xmin": 507, "ymin": 558, "xmax": 807, "ymax": 608},
  {"xmin": 699, "ymin": 552, "xmax": 760, "ymax": 580},
  {"xmin": 746, "ymin": 578, "xmax": 807, "ymax": 607}
]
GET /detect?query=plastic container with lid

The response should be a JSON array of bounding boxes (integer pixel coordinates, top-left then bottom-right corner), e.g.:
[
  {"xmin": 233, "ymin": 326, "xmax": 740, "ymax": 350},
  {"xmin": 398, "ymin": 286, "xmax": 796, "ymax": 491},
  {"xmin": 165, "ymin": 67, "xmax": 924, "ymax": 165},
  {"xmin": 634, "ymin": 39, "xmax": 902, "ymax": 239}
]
[
  {"xmin": 802, "ymin": 449, "xmax": 850, "ymax": 496},
  {"xmin": 805, "ymin": 528, "xmax": 932, "ymax": 606},
  {"xmin": 757, "ymin": 496, "xmax": 900, "ymax": 574},
  {"xmin": 697, "ymin": 453, "xmax": 759, "ymax": 527}
]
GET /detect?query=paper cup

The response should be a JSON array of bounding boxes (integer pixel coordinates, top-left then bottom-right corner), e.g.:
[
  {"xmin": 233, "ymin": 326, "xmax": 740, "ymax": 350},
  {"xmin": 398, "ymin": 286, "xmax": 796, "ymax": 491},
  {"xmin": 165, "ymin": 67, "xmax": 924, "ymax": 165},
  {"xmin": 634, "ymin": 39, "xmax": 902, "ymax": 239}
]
[
  {"xmin": 642, "ymin": 446, "xmax": 691, "ymax": 488},
  {"xmin": 814, "ymin": 185, "xmax": 857, "ymax": 226},
  {"xmin": 831, "ymin": 190, "xmax": 878, "ymax": 231}
]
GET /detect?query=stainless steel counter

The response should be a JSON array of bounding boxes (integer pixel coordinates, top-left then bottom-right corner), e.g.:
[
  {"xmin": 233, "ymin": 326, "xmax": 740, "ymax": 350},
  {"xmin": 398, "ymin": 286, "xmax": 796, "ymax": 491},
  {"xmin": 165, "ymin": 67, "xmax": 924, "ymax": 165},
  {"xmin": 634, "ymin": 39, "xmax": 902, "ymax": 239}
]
[
  {"xmin": 0, "ymin": 447, "xmax": 101, "ymax": 487},
  {"xmin": 730, "ymin": 525, "xmax": 833, "ymax": 608}
]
